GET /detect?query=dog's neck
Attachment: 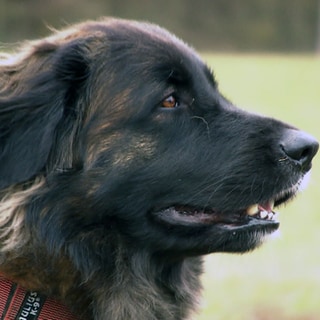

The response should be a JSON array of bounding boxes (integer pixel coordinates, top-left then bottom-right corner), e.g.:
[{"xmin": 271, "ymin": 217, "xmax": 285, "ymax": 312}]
[
  {"xmin": 0, "ymin": 250, "xmax": 89, "ymax": 309},
  {"xmin": 1, "ymin": 247, "xmax": 203, "ymax": 320},
  {"xmin": 0, "ymin": 274, "xmax": 78, "ymax": 319},
  {"xmin": 88, "ymin": 251, "xmax": 203, "ymax": 320}
]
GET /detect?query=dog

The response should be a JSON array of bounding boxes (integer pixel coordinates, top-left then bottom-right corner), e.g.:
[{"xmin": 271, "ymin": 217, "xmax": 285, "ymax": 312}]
[{"xmin": 0, "ymin": 18, "xmax": 318, "ymax": 320}]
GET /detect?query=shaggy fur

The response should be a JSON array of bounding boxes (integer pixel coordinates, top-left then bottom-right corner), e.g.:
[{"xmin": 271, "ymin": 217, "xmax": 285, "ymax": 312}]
[{"xmin": 0, "ymin": 18, "xmax": 318, "ymax": 320}]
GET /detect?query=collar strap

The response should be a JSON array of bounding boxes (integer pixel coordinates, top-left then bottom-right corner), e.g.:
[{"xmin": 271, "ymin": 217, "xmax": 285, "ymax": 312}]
[{"xmin": 0, "ymin": 275, "xmax": 78, "ymax": 320}]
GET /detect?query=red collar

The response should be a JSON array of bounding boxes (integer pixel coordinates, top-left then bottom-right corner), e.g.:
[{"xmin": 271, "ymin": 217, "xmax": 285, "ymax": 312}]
[{"xmin": 0, "ymin": 275, "xmax": 78, "ymax": 320}]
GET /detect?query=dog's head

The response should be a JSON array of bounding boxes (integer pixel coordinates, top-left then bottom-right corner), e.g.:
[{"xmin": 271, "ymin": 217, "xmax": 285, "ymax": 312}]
[{"xmin": 0, "ymin": 19, "xmax": 318, "ymax": 266}]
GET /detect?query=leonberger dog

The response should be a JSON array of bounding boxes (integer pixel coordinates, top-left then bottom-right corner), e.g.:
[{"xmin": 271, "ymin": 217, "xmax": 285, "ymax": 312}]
[{"xmin": 0, "ymin": 18, "xmax": 318, "ymax": 320}]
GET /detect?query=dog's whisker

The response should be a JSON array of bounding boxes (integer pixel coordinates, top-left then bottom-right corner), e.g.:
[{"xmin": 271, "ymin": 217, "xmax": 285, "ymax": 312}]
[{"xmin": 190, "ymin": 116, "xmax": 211, "ymax": 139}]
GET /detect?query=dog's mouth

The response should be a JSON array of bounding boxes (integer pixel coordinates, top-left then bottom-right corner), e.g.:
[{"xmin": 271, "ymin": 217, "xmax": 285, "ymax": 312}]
[
  {"xmin": 153, "ymin": 185, "xmax": 297, "ymax": 232},
  {"xmin": 154, "ymin": 202, "xmax": 279, "ymax": 228}
]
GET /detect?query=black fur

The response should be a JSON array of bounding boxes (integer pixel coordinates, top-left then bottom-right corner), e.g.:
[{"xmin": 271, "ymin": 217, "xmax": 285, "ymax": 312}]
[{"xmin": 0, "ymin": 18, "xmax": 317, "ymax": 320}]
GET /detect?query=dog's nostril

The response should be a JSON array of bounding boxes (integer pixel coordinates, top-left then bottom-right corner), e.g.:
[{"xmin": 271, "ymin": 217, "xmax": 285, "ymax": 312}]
[{"xmin": 280, "ymin": 129, "xmax": 319, "ymax": 171}]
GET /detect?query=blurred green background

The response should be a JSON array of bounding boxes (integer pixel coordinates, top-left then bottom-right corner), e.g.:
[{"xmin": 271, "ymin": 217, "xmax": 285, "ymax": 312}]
[
  {"xmin": 1, "ymin": 1, "xmax": 320, "ymax": 319},
  {"xmin": 1, "ymin": 0, "xmax": 320, "ymax": 52}
]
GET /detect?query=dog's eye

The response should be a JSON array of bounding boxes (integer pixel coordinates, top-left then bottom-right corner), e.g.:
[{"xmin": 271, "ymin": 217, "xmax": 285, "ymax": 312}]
[{"xmin": 162, "ymin": 95, "xmax": 179, "ymax": 109}]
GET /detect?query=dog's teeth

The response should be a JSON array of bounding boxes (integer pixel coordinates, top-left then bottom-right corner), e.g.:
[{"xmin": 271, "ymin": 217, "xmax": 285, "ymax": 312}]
[
  {"xmin": 247, "ymin": 204, "xmax": 259, "ymax": 216},
  {"xmin": 273, "ymin": 212, "xmax": 279, "ymax": 221},
  {"xmin": 260, "ymin": 211, "xmax": 268, "ymax": 219}
]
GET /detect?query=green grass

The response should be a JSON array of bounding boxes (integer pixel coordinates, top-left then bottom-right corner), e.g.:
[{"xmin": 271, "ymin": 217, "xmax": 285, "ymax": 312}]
[{"xmin": 197, "ymin": 54, "xmax": 320, "ymax": 320}]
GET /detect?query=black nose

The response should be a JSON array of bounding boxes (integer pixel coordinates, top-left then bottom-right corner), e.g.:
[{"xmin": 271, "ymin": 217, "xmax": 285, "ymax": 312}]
[{"xmin": 280, "ymin": 129, "xmax": 319, "ymax": 171}]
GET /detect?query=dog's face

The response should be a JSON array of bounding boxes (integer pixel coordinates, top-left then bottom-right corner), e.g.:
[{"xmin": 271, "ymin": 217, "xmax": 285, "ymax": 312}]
[{"xmin": 0, "ymin": 19, "xmax": 318, "ymax": 264}]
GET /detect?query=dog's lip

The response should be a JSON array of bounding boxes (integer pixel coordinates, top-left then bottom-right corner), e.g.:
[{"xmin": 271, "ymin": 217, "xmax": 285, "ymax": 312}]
[
  {"xmin": 153, "ymin": 185, "xmax": 297, "ymax": 229},
  {"xmin": 154, "ymin": 205, "xmax": 279, "ymax": 228}
]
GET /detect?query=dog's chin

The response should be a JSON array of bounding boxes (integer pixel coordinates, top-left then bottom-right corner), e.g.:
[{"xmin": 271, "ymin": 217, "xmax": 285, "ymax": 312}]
[{"xmin": 152, "ymin": 183, "xmax": 301, "ymax": 253}]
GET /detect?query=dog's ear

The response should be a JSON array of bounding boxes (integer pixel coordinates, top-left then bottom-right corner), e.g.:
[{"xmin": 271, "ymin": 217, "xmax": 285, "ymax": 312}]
[{"xmin": 0, "ymin": 40, "xmax": 90, "ymax": 189}]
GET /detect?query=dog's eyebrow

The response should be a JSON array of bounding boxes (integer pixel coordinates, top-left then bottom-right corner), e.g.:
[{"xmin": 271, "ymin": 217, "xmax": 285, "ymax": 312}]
[{"xmin": 167, "ymin": 69, "xmax": 190, "ymax": 86}]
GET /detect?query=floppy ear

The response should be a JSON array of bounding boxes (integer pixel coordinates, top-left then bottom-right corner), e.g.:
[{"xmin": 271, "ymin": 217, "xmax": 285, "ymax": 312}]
[{"xmin": 0, "ymin": 40, "xmax": 90, "ymax": 189}]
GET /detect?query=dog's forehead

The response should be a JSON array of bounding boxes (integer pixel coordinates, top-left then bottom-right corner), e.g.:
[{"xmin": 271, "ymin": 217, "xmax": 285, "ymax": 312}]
[
  {"xmin": 85, "ymin": 18, "xmax": 191, "ymax": 51},
  {"xmin": 83, "ymin": 19, "xmax": 210, "ymax": 80}
]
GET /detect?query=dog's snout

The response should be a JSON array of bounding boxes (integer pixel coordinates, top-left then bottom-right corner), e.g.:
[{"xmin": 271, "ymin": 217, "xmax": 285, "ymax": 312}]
[{"xmin": 280, "ymin": 129, "xmax": 319, "ymax": 171}]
